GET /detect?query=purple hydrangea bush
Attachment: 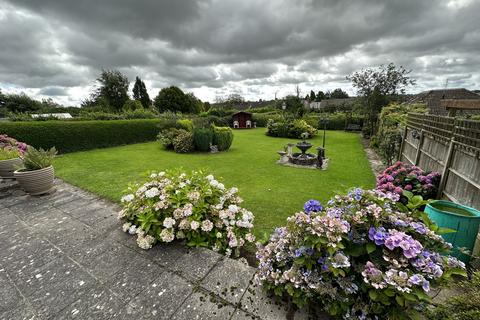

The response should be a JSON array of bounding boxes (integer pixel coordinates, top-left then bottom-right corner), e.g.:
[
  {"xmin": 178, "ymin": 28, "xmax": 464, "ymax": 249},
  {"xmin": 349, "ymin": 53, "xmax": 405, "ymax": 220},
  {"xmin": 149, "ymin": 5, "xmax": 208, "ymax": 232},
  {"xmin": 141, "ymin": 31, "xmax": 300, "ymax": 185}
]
[
  {"xmin": 0, "ymin": 134, "xmax": 28, "ymax": 155},
  {"xmin": 376, "ymin": 161, "xmax": 441, "ymax": 200},
  {"xmin": 119, "ymin": 170, "xmax": 255, "ymax": 257},
  {"xmin": 255, "ymin": 188, "xmax": 466, "ymax": 319}
]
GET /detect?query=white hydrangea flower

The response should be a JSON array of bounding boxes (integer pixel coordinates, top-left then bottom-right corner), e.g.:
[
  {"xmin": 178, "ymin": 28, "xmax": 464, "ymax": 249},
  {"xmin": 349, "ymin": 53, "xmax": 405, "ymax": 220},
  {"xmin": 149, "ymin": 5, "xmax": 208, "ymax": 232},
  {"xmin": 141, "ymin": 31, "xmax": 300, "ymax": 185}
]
[
  {"xmin": 206, "ymin": 174, "xmax": 214, "ymax": 181},
  {"xmin": 145, "ymin": 187, "xmax": 160, "ymax": 198},
  {"xmin": 128, "ymin": 225, "xmax": 137, "ymax": 235},
  {"xmin": 245, "ymin": 233, "xmax": 256, "ymax": 242},
  {"xmin": 160, "ymin": 229, "xmax": 175, "ymax": 242},
  {"xmin": 122, "ymin": 222, "xmax": 132, "ymax": 233},
  {"xmin": 179, "ymin": 219, "xmax": 190, "ymax": 230},
  {"xmin": 137, "ymin": 234, "xmax": 155, "ymax": 250},
  {"xmin": 216, "ymin": 232, "xmax": 222, "ymax": 238},
  {"xmin": 150, "ymin": 173, "xmax": 158, "ymax": 178},
  {"xmin": 228, "ymin": 204, "xmax": 239, "ymax": 214},
  {"xmin": 190, "ymin": 221, "xmax": 200, "ymax": 230},
  {"xmin": 217, "ymin": 183, "xmax": 225, "ymax": 190},
  {"xmin": 163, "ymin": 217, "xmax": 176, "ymax": 229},
  {"xmin": 209, "ymin": 180, "xmax": 219, "ymax": 188},
  {"xmin": 201, "ymin": 220, "xmax": 213, "ymax": 232},
  {"xmin": 158, "ymin": 171, "xmax": 166, "ymax": 177},
  {"xmin": 229, "ymin": 187, "xmax": 238, "ymax": 194},
  {"xmin": 121, "ymin": 194, "xmax": 134, "ymax": 203}
]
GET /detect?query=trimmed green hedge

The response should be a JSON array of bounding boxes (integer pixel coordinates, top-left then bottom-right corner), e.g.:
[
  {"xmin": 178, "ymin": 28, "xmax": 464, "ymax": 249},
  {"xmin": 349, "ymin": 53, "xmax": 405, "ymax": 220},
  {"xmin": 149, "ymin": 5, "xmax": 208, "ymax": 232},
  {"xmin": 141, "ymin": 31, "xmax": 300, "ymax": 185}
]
[{"xmin": 0, "ymin": 119, "xmax": 163, "ymax": 153}]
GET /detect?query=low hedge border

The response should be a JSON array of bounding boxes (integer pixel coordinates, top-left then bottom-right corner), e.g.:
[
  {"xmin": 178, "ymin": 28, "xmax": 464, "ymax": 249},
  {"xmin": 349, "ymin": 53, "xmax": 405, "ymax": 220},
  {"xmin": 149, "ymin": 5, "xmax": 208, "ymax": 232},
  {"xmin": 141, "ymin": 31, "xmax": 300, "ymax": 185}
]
[{"xmin": 0, "ymin": 119, "xmax": 164, "ymax": 153}]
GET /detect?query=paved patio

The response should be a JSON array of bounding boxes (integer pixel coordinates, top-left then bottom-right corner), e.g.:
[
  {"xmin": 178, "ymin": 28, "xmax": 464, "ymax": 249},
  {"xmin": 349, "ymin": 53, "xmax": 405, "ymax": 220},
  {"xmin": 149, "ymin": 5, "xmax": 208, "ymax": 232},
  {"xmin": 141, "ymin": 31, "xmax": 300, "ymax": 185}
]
[{"xmin": 0, "ymin": 179, "xmax": 305, "ymax": 320}]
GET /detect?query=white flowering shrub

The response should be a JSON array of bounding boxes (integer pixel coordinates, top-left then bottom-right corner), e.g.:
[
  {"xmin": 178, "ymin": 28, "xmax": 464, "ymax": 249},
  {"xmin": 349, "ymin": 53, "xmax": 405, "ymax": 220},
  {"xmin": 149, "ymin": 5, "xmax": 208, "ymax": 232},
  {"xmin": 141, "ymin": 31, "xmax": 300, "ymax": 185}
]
[
  {"xmin": 255, "ymin": 189, "xmax": 466, "ymax": 319},
  {"xmin": 119, "ymin": 170, "xmax": 255, "ymax": 257}
]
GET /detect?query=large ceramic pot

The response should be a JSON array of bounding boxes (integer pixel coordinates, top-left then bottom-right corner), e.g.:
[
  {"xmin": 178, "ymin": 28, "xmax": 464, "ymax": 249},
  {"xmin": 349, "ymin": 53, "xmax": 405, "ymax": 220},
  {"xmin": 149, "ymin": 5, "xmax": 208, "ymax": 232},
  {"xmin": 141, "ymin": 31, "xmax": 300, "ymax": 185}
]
[
  {"xmin": 14, "ymin": 165, "xmax": 55, "ymax": 195},
  {"xmin": 0, "ymin": 157, "xmax": 23, "ymax": 178}
]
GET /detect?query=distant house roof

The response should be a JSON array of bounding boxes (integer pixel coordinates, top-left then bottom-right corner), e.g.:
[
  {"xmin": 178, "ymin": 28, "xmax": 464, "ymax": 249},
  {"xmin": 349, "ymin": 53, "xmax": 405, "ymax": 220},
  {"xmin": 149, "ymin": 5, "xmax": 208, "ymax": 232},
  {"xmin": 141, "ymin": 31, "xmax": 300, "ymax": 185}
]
[
  {"xmin": 407, "ymin": 88, "xmax": 480, "ymax": 115},
  {"xmin": 31, "ymin": 113, "xmax": 73, "ymax": 119}
]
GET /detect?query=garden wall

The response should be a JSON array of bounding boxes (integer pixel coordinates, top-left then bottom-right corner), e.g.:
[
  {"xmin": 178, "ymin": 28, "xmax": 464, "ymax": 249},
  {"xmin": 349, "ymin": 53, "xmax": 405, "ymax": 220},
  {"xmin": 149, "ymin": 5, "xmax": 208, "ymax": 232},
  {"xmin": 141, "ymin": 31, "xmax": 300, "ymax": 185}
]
[
  {"xmin": 0, "ymin": 119, "xmax": 163, "ymax": 153},
  {"xmin": 398, "ymin": 113, "xmax": 480, "ymax": 210}
]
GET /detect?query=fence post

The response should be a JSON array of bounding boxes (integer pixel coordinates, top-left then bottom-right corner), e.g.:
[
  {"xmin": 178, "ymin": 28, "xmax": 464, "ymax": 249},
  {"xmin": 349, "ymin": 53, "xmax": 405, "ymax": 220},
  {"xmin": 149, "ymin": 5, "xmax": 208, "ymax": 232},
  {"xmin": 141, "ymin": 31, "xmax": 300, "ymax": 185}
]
[
  {"xmin": 398, "ymin": 126, "xmax": 408, "ymax": 161},
  {"xmin": 414, "ymin": 130, "xmax": 424, "ymax": 165},
  {"xmin": 437, "ymin": 137, "xmax": 455, "ymax": 199}
]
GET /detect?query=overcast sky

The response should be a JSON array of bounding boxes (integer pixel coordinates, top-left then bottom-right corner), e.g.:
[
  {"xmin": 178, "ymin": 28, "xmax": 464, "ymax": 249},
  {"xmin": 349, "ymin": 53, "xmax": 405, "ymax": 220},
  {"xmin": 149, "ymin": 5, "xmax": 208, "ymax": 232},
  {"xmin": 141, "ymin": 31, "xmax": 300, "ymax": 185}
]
[{"xmin": 0, "ymin": 0, "xmax": 479, "ymax": 105}]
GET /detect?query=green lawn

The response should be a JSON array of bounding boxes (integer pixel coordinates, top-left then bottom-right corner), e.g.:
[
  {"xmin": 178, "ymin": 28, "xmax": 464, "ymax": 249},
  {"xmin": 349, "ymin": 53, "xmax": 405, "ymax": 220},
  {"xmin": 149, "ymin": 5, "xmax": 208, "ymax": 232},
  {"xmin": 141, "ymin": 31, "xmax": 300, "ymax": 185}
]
[{"xmin": 54, "ymin": 128, "xmax": 374, "ymax": 238}]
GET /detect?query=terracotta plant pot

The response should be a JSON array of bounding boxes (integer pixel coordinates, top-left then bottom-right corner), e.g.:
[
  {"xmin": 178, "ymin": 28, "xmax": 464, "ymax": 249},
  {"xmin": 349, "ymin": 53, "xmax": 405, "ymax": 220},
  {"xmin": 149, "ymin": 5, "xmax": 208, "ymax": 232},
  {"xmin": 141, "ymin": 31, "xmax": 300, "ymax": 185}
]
[
  {"xmin": 14, "ymin": 165, "xmax": 55, "ymax": 195},
  {"xmin": 0, "ymin": 157, "xmax": 23, "ymax": 178}
]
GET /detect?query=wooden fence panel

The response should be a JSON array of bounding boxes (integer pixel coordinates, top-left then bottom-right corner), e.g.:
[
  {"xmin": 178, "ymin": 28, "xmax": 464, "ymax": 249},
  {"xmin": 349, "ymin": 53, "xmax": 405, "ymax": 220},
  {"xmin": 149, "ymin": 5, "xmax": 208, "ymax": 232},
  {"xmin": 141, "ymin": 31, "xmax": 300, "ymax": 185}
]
[{"xmin": 399, "ymin": 113, "xmax": 480, "ymax": 210}]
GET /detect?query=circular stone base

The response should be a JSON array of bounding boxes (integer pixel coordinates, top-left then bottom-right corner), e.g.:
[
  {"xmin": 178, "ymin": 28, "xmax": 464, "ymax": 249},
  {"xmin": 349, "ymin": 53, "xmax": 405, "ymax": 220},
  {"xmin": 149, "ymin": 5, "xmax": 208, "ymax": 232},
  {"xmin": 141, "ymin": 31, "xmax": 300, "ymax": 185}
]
[{"xmin": 277, "ymin": 156, "xmax": 329, "ymax": 170}]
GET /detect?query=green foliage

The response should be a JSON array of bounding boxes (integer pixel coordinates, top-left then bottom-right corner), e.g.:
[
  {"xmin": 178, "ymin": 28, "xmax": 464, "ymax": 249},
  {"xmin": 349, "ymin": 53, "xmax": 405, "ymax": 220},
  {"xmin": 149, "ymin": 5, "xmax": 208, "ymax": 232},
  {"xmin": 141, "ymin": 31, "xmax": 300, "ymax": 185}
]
[
  {"xmin": 281, "ymin": 95, "xmax": 305, "ymax": 116},
  {"xmin": 157, "ymin": 128, "xmax": 183, "ymax": 150},
  {"xmin": 0, "ymin": 119, "xmax": 162, "ymax": 153},
  {"xmin": 329, "ymin": 88, "xmax": 349, "ymax": 99},
  {"xmin": 173, "ymin": 130, "xmax": 194, "ymax": 153},
  {"xmin": 153, "ymin": 86, "xmax": 202, "ymax": 114},
  {"xmin": 426, "ymin": 272, "xmax": 480, "ymax": 320},
  {"xmin": 132, "ymin": 76, "xmax": 151, "ymax": 108},
  {"xmin": 212, "ymin": 126, "xmax": 234, "ymax": 151},
  {"xmin": 21, "ymin": 146, "xmax": 57, "ymax": 171},
  {"xmin": 1, "ymin": 93, "xmax": 42, "ymax": 114},
  {"xmin": 0, "ymin": 148, "xmax": 21, "ymax": 160},
  {"xmin": 206, "ymin": 108, "xmax": 237, "ymax": 117},
  {"xmin": 348, "ymin": 63, "xmax": 416, "ymax": 135},
  {"xmin": 252, "ymin": 113, "xmax": 282, "ymax": 127},
  {"xmin": 373, "ymin": 103, "xmax": 427, "ymax": 165},
  {"xmin": 92, "ymin": 69, "xmax": 130, "ymax": 111},
  {"xmin": 122, "ymin": 99, "xmax": 144, "ymax": 112},
  {"xmin": 193, "ymin": 127, "xmax": 213, "ymax": 152},
  {"xmin": 266, "ymin": 119, "xmax": 317, "ymax": 139},
  {"xmin": 176, "ymin": 119, "xmax": 194, "ymax": 132}
]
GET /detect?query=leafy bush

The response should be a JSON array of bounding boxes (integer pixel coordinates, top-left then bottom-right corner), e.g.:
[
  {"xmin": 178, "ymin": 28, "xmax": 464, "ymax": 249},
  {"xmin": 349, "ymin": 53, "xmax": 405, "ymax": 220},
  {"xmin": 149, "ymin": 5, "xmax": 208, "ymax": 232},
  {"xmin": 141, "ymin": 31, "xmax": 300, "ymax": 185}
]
[
  {"xmin": 0, "ymin": 148, "xmax": 21, "ymax": 160},
  {"xmin": 21, "ymin": 146, "xmax": 57, "ymax": 171},
  {"xmin": 0, "ymin": 120, "xmax": 162, "ymax": 153},
  {"xmin": 372, "ymin": 103, "xmax": 427, "ymax": 164},
  {"xmin": 207, "ymin": 108, "xmax": 236, "ymax": 117},
  {"xmin": 266, "ymin": 119, "xmax": 317, "ymax": 139},
  {"xmin": 157, "ymin": 128, "xmax": 183, "ymax": 150},
  {"xmin": 426, "ymin": 271, "xmax": 480, "ymax": 320},
  {"xmin": 256, "ymin": 189, "xmax": 466, "ymax": 319},
  {"xmin": 376, "ymin": 162, "xmax": 441, "ymax": 200},
  {"xmin": 176, "ymin": 119, "xmax": 194, "ymax": 132},
  {"xmin": 252, "ymin": 113, "xmax": 282, "ymax": 127},
  {"xmin": 193, "ymin": 127, "xmax": 213, "ymax": 152},
  {"xmin": 173, "ymin": 130, "xmax": 194, "ymax": 153},
  {"xmin": 212, "ymin": 126, "xmax": 234, "ymax": 151},
  {"xmin": 119, "ymin": 170, "xmax": 255, "ymax": 256},
  {"xmin": 122, "ymin": 99, "xmax": 144, "ymax": 112}
]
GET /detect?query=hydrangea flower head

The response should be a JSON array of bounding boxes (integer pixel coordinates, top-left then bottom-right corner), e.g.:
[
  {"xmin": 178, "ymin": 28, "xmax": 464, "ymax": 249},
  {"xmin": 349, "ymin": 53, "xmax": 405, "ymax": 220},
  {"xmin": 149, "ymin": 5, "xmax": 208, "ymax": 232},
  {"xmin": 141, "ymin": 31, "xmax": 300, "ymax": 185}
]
[{"xmin": 303, "ymin": 200, "xmax": 323, "ymax": 213}]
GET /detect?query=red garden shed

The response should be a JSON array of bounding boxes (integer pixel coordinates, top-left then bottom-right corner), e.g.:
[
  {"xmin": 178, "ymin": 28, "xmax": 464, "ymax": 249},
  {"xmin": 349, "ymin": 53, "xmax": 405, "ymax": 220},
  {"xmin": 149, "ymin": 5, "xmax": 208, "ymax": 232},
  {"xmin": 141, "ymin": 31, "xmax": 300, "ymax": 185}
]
[{"xmin": 232, "ymin": 111, "xmax": 253, "ymax": 129}]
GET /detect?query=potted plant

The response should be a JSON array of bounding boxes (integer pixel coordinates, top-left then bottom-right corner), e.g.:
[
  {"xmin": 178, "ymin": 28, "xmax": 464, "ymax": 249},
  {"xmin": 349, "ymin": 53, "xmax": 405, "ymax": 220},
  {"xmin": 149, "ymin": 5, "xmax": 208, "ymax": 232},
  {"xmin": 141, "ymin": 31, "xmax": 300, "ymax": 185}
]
[
  {"xmin": 0, "ymin": 134, "xmax": 27, "ymax": 178},
  {"xmin": 14, "ymin": 146, "xmax": 57, "ymax": 195}
]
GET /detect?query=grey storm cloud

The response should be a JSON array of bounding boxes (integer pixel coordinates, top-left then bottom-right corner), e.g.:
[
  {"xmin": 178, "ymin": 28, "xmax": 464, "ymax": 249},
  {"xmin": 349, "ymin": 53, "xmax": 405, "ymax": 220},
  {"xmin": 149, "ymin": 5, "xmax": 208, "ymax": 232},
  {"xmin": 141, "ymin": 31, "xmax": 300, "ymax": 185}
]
[{"xmin": 0, "ymin": 0, "xmax": 479, "ymax": 104}]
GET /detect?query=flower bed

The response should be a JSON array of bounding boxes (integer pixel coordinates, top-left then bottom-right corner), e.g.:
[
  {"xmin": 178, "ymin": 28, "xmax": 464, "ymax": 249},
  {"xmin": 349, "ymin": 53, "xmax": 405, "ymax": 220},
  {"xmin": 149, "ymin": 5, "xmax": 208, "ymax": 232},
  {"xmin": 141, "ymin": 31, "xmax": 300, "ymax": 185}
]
[
  {"xmin": 376, "ymin": 162, "xmax": 440, "ymax": 200},
  {"xmin": 0, "ymin": 134, "xmax": 27, "ymax": 154},
  {"xmin": 119, "ymin": 170, "xmax": 255, "ymax": 257},
  {"xmin": 255, "ymin": 189, "xmax": 465, "ymax": 319}
]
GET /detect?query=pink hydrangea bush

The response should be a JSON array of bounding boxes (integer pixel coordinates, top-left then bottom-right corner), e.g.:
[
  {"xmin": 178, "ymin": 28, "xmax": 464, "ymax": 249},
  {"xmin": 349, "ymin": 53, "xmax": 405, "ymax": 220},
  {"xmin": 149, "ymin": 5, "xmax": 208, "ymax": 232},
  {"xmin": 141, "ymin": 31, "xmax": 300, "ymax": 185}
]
[
  {"xmin": 255, "ymin": 188, "xmax": 465, "ymax": 319},
  {"xmin": 0, "ymin": 134, "xmax": 28, "ymax": 154},
  {"xmin": 119, "ymin": 170, "xmax": 255, "ymax": 257},
  {"xmin": 376, "ymin": 162, "xmax": 440, "ymax": 200}
]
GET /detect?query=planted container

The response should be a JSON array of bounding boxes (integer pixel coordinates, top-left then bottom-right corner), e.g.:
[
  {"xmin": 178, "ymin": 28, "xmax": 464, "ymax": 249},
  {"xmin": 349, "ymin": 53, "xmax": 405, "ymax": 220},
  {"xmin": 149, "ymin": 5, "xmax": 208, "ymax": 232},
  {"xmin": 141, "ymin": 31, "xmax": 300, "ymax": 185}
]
[
  {"xmin": 426, "ymin": 200, "xmax": 480, "ymax": 263},
  {"xmin": 0, "ymin": 157, "xmax": 23, "ymax": 178},
  {"xmin": 14, "ymin": 165, "xmax": 55, "ymax": 195}
]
